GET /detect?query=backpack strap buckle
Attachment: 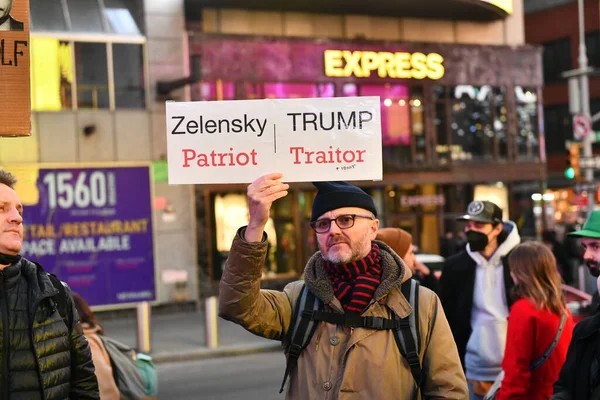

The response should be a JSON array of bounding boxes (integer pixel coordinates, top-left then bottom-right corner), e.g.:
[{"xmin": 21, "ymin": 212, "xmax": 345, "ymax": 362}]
[
  {"xmin": 406, "ymin": 350, "xmax": 420, "ymax": 367},
  {"xmin": 287, "ymin": 343, "xmax": 303, "ymax": 358},
  {"xmin": 364, "ymin": 316, "xmax": 384, "ymax": 330}
]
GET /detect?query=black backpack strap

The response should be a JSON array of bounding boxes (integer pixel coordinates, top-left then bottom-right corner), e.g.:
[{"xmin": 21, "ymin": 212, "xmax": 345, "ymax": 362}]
[
  {"xmin": 47, "ymin": 273, "xmax": 73, "ymax": 331},
  {"xmin": 393, "ymin": 279, "xmax": 422, "ymax": 389},
  {"xmin": 309, "ymin": 310, "xmax": 400, "ymax": 330},
  {"xmin": 279, "ymin": 284, "xmax": 322, "ymax": 394}
]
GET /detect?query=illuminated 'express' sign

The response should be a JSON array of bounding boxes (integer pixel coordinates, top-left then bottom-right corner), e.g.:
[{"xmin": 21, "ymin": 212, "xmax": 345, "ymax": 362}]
[{"xmin": 324, "ymin": 50, "xmax": 444, "ymax": 80}]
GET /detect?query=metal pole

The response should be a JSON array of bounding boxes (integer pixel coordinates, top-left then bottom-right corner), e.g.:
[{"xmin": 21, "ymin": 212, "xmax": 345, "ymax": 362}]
[
  {"xmin": 205, "ymin": 296, "xmax": 218, "ymax": 349},
  {"xmin": 578, "ymin": 0, "xmax": 595, "ymax": 214},
  {"xmin": 136, "ymin": 301, "xmax": 151, "ymax": 353}
]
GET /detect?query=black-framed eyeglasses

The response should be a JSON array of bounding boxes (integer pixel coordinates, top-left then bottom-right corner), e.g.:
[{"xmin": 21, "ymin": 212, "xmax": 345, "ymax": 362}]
[{"xmin": 310, "ymin": 214, "xmax": 374, "ymax": 234}]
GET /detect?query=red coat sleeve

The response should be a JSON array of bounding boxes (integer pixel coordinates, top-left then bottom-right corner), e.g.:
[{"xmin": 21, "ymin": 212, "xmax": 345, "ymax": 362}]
[{"xmin": 497, "ymin": 300, "xmax": 536, "ymax": 399}]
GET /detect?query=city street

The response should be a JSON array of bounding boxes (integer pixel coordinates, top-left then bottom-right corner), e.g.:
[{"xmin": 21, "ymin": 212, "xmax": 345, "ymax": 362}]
[{"xmin": 157, "ymin": 351, "xmax": 284, "ymax": 399}]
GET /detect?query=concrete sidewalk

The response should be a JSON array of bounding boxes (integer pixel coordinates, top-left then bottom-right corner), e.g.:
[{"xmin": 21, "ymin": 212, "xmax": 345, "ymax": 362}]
[{"xmin": 101, "ymin": 310, "xmax": 282, "ymax": 363}]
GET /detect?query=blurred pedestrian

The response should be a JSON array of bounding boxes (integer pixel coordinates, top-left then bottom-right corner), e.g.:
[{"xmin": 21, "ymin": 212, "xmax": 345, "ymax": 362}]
[
  {"xmin": 542, "ymin": 230, "xmax": 573, "ymax": 285},
  {"xmin": 440, "ymin": 200, "xmax": 521, "ymax": 400},
  {"xmin": 0, "ymin": 169, "xmax": 99, "ymax": 399},
  {"xmin": 376, "ymin": 227, "xmax": 439, "ymax": 293},
  {"xmin": 219, "ymin": 174, "xmax": 468, "ymax": 399},
  {"xmin": 440, "ymin": 230, "xmax": 458, "ymax": 258},
  {"xmin": 72, "ymin": 292, "xmax": 120, "ymax": 400},
  {"xmin": 491, "ymin": 242, "xmax": 573, "ymax": 400},
  {"xmin": 553, "ymin": 210, "xmax": 600, "ymax": 399}
]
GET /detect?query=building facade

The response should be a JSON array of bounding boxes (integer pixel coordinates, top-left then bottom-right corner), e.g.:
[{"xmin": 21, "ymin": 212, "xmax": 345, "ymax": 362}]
[
  {"xmin": 0, "ymin": 0, "xmax": 198, "ymax": 306},
  {"xmin": 525, "ymin": 0, "xmax": 600, "ymax": 230},
  {"xmin": 0, "ymin": 0, "xmax": 547, "ymax": 299},
  {"xmin": 185, "ymin": 1, "xmax": 548, "ymax": 282}
]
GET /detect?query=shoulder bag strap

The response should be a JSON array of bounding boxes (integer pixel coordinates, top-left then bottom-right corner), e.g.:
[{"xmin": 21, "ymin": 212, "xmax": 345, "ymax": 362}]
[{"xmin": 530, "ymin": 311, "xmax": 568, "ymax": 372}]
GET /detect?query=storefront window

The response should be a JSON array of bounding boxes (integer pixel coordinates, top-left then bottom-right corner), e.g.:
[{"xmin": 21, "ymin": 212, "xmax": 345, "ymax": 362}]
[
  {"xmin": 213, "ymin": 192, "xmax": 297, "ymax": 276},
  {"xmin": 343, "ymin": 83, "xmax": 358, "ymax": 97},
  {"xmin": 264, "ymin": 82, "xmax": 318, "ymax": 98},
  {"xmin": 242, "ymin": 82, "xmax": 263, "ymax": 99},
  {"xmin": 194, "ymin": 82, "xmax": 334, "ymax": 101},
  {"xmin": 318, "ymin": 83, "xmax": 335, "ymax": 97},
  {"xmin": 270, "ymin": 195, "xmax": 296, "ymax": 275},
  {"xmin": 434, "ymin": 102, "xmax": 449, "ymax": 165},
  {"xmin": 197, "ymin": 81, "xmax": 235, "ymax": 101},
  {"xmin": 362, "ymin": 84, "xmax": 410, "ymax": 146},
  {"xmin": 359, "ymin": 84, "xmax": 426, "ymax": 168},
  {"xmin": 411, "ymin": 87, "xmax": 426, "ymax": 163},
  {"xmin": 434, "ymin": 85, "xmax": 507, "ymax": 162},
  {"xmin": 263, "ymin": 82, "xmax": 334, "ymax": 99},
  {"xmin": 515, "ymin": 86, "xmax": 540, "ymax": 161},
  {"xmin": 495, "ymin": 88, "xmax": 509, "ymax": 160},
  {"xmin": 450, "ymin": 85, "xmax": 495, "ymax": 161}
]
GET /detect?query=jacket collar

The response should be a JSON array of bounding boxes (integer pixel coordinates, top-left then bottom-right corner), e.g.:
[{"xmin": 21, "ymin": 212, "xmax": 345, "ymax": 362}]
[
  {"xmin": 303, "ymin": 240, "xmax": 411, "ymax": 315},
  {"xmin": 1, "ymin": 262, "xmax": 22, "ymax": 291},
  {"xmin": 19, "ymin": 258, "xmax": 60, "ymax": 301}
]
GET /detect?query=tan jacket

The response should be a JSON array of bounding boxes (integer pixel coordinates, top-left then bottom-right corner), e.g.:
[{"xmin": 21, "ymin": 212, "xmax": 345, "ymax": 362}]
[
  {"xmin": 83, "ymin": 324, "xmax": 120, "ymax": 400},
  {"xmin": 219, "ymin": 231, "xmax": 468, "ymax": 399}
]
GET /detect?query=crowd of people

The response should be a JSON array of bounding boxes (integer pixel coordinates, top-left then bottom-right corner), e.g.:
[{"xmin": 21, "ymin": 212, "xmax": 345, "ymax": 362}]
[
  {"xmin": 218, "ymin": 173, "xmax": 600, "ymax": 400},
  {"xmin": 1, "ymin": 163, "xmax": 599, "ymax": 399}
]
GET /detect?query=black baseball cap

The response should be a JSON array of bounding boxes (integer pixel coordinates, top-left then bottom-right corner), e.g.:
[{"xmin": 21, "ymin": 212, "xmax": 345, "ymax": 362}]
[{"xmin": 456, "ymin": 200, "xmax": 503, "ymax": 224}]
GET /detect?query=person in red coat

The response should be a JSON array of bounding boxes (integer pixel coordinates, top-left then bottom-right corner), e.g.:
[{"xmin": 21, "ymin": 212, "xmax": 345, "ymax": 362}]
[{"xmin": 497, "ymin": 242, "xmax": 574, "ymax": 400}]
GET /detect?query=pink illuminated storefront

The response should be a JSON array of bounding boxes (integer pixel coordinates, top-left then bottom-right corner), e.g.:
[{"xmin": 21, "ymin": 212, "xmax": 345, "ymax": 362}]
[{"xmin": 188, "ymin": 34, "xmax": 546, "ymax": 281}]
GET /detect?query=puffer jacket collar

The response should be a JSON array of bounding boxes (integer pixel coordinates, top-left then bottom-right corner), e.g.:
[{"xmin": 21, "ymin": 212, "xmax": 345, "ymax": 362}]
[
  {"xmin": 2, "ymin": 263, "xmax": 22, "ymax": 291},
  {"xmin": 19, "ymin": 258, "xmax": 60, "ymax": 304},
  {"xmin": 303, "ymin": 240, "xmax": 412, "ymax": 313}
]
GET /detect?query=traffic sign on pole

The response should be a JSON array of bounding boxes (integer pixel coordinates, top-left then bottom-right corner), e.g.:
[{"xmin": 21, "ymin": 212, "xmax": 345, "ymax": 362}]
[
  {"xmin": 578, "ymin": 156, "xmax": 600, "ymax": 170},
  {"xmin": 574, "ymin": 114, "xmax": 592, "ymax": 140}
]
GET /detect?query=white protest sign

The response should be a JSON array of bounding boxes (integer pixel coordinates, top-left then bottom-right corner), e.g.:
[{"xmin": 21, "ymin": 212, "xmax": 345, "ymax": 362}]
[{"xmin": 166, "ymin": 97, "xmax": 382, "ymax": 184}]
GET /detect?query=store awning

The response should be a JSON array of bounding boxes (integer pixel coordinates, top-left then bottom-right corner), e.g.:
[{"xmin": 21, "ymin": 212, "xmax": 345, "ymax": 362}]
[{"xmin": 185, "ymin": 0, "xmax": 512, "ymax": 21}]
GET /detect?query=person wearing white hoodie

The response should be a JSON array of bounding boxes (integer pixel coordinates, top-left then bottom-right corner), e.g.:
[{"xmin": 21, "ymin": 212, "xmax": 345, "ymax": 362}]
[{"xmin": 440, "ymin": 200, "xmax": 521, "ymax": 400}]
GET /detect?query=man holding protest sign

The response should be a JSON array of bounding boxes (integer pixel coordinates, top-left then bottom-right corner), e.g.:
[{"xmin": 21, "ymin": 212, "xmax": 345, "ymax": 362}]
[
  {"xmin": 0, "ymin": 169, "xmax": 99, "ymax": 399},
  {"xmin": 219, "ymin": 173, "xmax": 467, "ymax": 399}
]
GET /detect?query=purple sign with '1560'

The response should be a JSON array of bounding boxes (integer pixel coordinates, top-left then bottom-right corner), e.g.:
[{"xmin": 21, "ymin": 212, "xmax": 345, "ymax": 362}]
[{"xmin": 20, "ymin": 166, "xmax": 155, "ymax": 307}]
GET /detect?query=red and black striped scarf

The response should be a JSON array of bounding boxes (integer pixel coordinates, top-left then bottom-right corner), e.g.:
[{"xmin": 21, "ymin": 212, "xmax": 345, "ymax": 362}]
[{"xmin": 325, "ymin": 244, "xmax": 382, "ymax": 314}]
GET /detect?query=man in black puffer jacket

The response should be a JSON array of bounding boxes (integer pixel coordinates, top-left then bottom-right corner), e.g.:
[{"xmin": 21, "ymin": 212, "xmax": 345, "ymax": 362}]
[{"xmin": 0, "ymin": 169, "xmax": 99, "ymax": 399}]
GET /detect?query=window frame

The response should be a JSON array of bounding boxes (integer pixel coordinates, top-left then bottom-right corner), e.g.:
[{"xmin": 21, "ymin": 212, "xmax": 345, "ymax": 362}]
[
  {"xmin": 434, "ymin": 85, "xmax": 508, "ymax": 163},
  {"xmin": 30, "ymin": 33, "xmax": 149, "ymax": 111}
]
